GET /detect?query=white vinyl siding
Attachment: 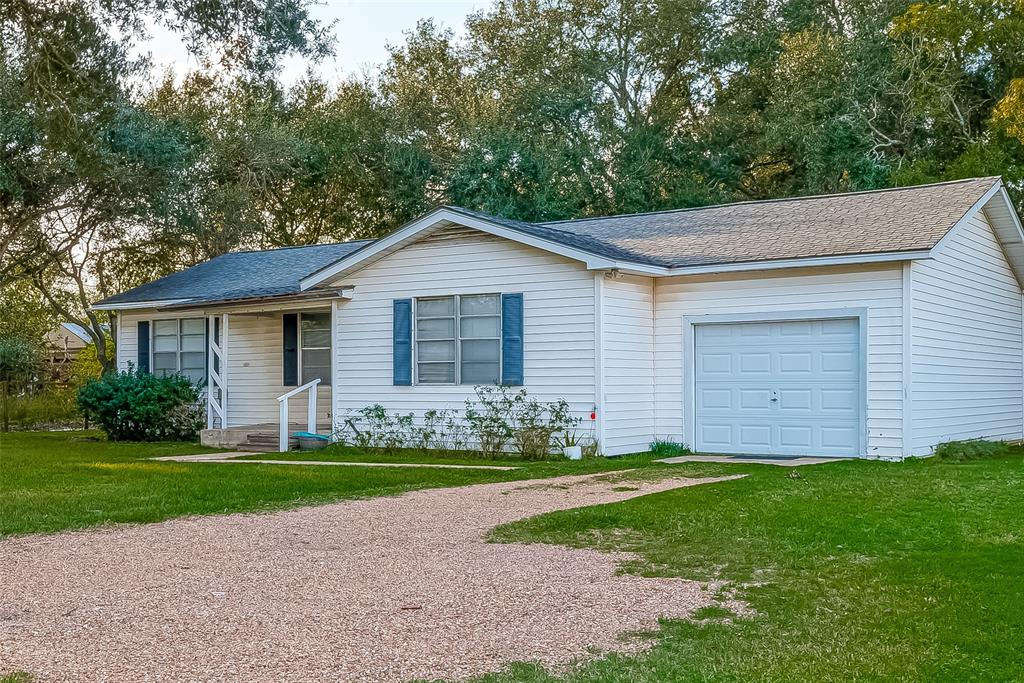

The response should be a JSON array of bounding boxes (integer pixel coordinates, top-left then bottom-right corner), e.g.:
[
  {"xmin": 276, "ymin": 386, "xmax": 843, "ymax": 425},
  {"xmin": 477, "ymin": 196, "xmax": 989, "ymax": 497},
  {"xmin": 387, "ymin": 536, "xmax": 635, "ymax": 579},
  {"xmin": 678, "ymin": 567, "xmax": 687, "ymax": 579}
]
[
  {"xmin": 910, "ymin": 211, "xmax": 1024, "ymax": 453},
  {"xmin": 601, "ymin": 274, "xmax": 655, "ymax": 455},
  {"xmin": 331, "ymin": 226, "xmax": 596, "ymax": 430},
  {"xmin": 654, "ymin": 263, "xmax": 905, "ymax": 460}
]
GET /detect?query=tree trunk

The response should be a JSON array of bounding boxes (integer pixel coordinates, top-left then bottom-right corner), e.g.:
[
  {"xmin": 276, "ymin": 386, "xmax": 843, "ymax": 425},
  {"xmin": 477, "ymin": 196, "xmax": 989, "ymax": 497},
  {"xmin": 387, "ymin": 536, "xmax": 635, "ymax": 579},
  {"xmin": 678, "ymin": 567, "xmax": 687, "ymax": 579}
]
[{"xmin": 1, "ymin": 380, "xmax": 9, "ymax": 433}]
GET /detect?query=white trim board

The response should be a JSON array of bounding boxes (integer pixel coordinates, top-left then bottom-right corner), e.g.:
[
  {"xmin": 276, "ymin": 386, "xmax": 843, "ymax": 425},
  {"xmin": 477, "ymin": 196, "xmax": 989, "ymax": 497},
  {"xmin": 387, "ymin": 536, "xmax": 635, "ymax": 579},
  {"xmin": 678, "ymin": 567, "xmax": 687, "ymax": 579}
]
[{"xmin": 681, "ymin": 307, "xmax": 870, "ymax": 458}]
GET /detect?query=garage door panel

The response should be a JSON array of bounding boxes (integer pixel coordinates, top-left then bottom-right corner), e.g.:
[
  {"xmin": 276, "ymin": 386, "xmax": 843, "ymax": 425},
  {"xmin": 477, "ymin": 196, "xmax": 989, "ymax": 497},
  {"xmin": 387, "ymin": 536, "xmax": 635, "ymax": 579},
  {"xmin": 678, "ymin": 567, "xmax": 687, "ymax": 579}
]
[
  {"xmin": 700, "ymin": 423, "xmax": 733, "ymax": 447},
  {"xmin": 739, "ymin": 353, "xmax": 771, "ymax": 373},
  {"xmin": 779, "ymin": 352, "xmax": 813, "ymax": 373},
  {"xmin": 694, "ymin": 317, "xmax": 862, "ymax": 457},
  {"xmin": 778, "ymin": 389, "xmax": 812, "ymax": 410},
  {"xmin": 738, "ymin": 424, "xmax": 772, "ymax": 449},
  {"xmin": 778, "ymin": 425, "xmax": 814, "ymax": 449}
]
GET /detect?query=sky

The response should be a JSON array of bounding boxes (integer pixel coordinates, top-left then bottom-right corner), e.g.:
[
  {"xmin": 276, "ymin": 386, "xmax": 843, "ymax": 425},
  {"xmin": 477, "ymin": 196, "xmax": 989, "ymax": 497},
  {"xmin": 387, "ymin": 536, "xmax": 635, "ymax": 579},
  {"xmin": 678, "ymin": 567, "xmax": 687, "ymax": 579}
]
[{"xmin": 143, "ymin": 0, "xmax": 485, "ymax": 84}]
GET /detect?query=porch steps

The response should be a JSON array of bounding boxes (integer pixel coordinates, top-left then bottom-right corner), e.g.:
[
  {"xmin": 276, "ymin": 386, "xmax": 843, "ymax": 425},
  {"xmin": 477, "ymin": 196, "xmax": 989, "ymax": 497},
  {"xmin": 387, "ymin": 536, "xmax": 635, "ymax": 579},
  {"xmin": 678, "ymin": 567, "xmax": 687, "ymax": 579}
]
[{"xmin": 243, "ymin": 431, "xmax": 298, "ymax": 452}]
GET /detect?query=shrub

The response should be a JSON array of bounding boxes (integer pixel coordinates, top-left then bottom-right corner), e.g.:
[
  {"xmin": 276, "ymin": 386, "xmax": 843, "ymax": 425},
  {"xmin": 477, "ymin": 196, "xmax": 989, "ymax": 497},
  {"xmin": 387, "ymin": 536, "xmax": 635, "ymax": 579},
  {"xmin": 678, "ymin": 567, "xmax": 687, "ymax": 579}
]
[
  {"xmin": 464, "ymin": 385, "xmax": 516, "ymax": 458},
  {"xmin": 649, "ymin": 439, "xmax": 691, "ymax": 457},
  {"xmin": 338, "ymin": 386, "xmax": 582, "ymax": 460},
  {"xmin": 6, "ymin": 389, "xmax": 80, "ymax": 428},
  {"xmin": 77, "ymin": 366, "xmax": 203, "ymax": 441},
  {"xmin": 932, "ymin": 439, "xmax": 1010, "ymax": 462}
]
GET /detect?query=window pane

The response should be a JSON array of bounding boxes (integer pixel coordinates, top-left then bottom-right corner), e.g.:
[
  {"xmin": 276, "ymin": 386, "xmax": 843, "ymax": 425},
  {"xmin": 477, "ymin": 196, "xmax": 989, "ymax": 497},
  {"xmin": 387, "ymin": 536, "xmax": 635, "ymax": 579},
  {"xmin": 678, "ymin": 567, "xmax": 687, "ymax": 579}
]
[
  {"xmin": 460, "ymin": 294, "xmax": 499, "ymax": 315},
  {"xmin": 181, "ymin": 352, "xmax": 205, "ymax": 371},
  {"xmin": 461, "ymin": 339, "xmax": 499, "ymax": 362},
  {"xmin": 302, "ymin": 328, "xmax": 331, "ymax": 348},
  {"xmin": 181, "ymin": 318, "xmax": 205, "ymax": 335},
  {"xmin": 302, "ymin": 367, "xmax": 330, "ymax": 385},
  {"xmin": 418, "ymin": 362, "xmax": 455, "ymax": 383},
  {"xmin": 417, "ymin": 297, "xmax": 454, "ymax": 317},
  {"xmin": 460, "ymin": 316, "xmax": 500, "ymax": 338},
  {"xmin": 417, "ymin": 318, "xmax": 455, "ymax": 340},
  {"xmin": 154, "ymin": 320, "xmax": 177, "ymax": 335},
  {"xmin": 153, "ymin": 336, "xmax": 178, "ymax": 353},
  {"xmin": 302, "ymin": 348, "xmax": 330, "ymax": 369},
  {"xmin": 461, "ymin": 361, "xmax": 500, "ymax": 385},
  {"xmin": 417, "ymin": 340, "xmax": 455, "ymax": 362},
  {"xmin": 181, "ymin": 368, "xmax": 206, "ymax": 384},
  {"xmin": 153, "ymin": 352, "xmax": 177, "ymax": 372},
  {"xmin": 181, "ymin": 334, "xmax": 205, "ymax": 352}
]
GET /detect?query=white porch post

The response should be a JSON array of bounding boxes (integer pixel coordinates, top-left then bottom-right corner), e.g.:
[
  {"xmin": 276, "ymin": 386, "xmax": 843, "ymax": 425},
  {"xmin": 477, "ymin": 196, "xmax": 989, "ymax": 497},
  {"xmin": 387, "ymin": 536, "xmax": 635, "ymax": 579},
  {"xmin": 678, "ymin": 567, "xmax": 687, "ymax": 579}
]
[{"xmin": 206, "ymin": 313, "xmax": 229, "ymax": 430}]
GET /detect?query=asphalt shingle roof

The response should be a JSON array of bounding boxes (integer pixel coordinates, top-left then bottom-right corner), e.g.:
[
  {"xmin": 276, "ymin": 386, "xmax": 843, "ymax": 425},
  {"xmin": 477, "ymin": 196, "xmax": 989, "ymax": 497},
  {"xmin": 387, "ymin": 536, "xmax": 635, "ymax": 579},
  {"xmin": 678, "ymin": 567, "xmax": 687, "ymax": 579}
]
[
  {"xmin": 94, "ymin": 241, "xmax": 372, "ymax": 307},
  {"xmin": 541, "ymin": 176, "xmax": 1000, "ymax": 267},
  {"xmin": 97, "ymin": 177, "xmax": 1000, "ymax": 307}
]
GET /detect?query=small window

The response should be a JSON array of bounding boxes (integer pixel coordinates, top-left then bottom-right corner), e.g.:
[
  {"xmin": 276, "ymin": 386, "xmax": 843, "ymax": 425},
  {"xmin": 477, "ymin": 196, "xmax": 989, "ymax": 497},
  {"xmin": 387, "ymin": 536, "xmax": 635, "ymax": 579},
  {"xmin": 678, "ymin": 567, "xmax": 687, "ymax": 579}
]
[
  {"xmin": 152, "ymin": 318, "xmax": 206, "ymax": 384},
  {"xmin": 415, "ymin": 294, "xmax": 500, "ymax": 384},
  {"xmin": 301, "ymin": 312, "xmax": 331, "ymax": 385}
]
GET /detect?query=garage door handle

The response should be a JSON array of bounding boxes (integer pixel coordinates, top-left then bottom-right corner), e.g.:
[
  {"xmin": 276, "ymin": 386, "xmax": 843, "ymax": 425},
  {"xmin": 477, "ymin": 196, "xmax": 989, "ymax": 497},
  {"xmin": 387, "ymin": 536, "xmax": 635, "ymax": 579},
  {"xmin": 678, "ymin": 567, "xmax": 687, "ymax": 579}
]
[{"xmin": 770, "ymin": 397, "xmax": 778, "ymax": 402}]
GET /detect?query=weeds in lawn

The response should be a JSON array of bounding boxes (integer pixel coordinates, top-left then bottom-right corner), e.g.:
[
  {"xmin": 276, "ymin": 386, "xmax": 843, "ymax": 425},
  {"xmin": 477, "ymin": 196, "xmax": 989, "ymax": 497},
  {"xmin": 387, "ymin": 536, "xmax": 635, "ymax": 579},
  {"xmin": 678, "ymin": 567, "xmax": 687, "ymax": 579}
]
[
  {"xmin": 649, "ymin": 439, "xmax": 691, "ymax": 457},
  {"xmin": 932, "ymin": 438, "xmax": 1011, "ymax": 461}
]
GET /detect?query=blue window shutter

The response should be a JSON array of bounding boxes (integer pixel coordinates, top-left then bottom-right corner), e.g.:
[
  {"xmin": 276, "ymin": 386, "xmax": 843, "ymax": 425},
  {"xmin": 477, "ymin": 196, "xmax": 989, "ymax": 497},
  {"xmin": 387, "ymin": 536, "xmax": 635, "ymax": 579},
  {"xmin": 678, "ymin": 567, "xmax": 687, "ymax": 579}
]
[
  {"xmin": 282, "ymin": 313, "xmax": 298, "ymax": 386},
  {"xmin": 136, "ymin": 321, "xmax": 150, "ymax": 373},
  {"xmin": 393, "ymin": 299, "xmax": 413, "ymax": 385},
  {"xmin": 501, "ymin": 293, "xmax": 524, "ymax": 386}
]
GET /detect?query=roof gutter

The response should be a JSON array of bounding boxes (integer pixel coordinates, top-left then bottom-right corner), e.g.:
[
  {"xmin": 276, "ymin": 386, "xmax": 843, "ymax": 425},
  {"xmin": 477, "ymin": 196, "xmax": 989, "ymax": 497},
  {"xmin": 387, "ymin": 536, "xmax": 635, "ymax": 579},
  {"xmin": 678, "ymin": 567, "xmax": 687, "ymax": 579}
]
[
  {"xmin": 92, "ymin": 288, "xmax": 353, "ymax": 313},
  {"xmin": 91, "ymin": 298, "xmax": 194, "ymax": 311},
  {"xmin": 643, "ymin": 249, "xmax": 934, "ymax": 277}
]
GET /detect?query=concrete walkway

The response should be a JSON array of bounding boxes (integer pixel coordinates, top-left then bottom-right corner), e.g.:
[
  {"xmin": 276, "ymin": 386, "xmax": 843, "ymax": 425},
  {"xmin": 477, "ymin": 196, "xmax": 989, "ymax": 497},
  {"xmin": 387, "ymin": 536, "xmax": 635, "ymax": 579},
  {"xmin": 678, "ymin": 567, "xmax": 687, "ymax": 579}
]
[
  {"xmin": 659, "ymin": 454, "xmax": 847, "ymax": 467},
  {"xmin": 151, "ymin": 451, "xmax": 520, "ymax": 470}
]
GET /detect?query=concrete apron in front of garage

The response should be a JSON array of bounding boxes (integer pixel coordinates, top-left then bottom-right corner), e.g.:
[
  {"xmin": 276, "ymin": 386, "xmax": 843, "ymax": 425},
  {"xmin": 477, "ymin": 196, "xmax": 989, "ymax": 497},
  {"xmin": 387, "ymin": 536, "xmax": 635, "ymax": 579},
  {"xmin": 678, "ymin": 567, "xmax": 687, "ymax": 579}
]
[{"xmin": 659, "ymin": 454, "xmax": 848, "ymax": 467}]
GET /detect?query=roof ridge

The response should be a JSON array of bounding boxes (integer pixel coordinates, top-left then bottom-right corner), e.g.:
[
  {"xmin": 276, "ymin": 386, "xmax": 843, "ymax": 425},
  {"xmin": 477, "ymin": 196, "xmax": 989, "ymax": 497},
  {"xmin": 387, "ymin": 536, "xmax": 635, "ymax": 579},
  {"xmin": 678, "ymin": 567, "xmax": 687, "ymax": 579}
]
[{"xmin": 540, "ymin": 176, "xmax": 1002, "ymax": 226}]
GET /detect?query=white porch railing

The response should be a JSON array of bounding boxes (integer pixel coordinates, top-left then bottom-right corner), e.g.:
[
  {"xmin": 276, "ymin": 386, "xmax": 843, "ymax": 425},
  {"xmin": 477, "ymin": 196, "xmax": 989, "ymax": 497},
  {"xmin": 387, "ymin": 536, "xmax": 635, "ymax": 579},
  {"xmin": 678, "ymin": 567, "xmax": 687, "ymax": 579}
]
[
  {"xmin": 276, "ymin": 378, "xmax": 321, "ymax": 452},
  {"xmin": 207, "ymin": 314, "xmax": 229, "ymax": 429}
]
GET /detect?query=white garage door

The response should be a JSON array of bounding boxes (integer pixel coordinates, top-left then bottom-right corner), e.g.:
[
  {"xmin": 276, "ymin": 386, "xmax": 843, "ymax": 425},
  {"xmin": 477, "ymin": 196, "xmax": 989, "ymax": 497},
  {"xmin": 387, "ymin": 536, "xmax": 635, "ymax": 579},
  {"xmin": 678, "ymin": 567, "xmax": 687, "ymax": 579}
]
[{"xmin": 694, "ymin": 318, "xmax": 862, "ymax": 457}]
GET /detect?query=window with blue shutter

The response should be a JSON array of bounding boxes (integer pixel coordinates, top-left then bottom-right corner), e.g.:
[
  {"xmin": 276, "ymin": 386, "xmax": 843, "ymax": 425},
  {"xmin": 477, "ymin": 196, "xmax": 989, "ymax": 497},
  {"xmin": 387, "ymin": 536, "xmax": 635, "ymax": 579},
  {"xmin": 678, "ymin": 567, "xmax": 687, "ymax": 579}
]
[
  {"xmin": 136, "ymin": 321, "xmax": 150, "ymax": 373},
  {"xmin": 500, "ymin": 293, "xmax": 524, "ymax": 386},
  {"xmin": 393, "ymin": 299, "xmax": 413, "ymax": 385}
]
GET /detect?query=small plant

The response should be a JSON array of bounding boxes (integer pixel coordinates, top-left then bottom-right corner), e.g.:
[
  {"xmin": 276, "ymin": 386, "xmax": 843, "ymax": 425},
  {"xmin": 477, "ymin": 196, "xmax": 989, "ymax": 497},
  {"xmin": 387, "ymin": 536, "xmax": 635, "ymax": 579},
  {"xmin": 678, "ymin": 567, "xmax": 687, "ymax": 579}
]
[
  {"xmin": 77, "ymin": 366, "xmax": 202, "ymax": 441},
  {"xmin": 932, "ymin": 439, "xmax": 1010, "ymax": 462},
  {"xmin": 580, "ymin": 436, "xmax": 601, "ymax": 458},
  {"xmin": 465, "ymin": 385, "xmax": 515, "ymax": 458},
  {"xmin": 649, "ymin": 439, "xmax": 691, "ymax": 457}
]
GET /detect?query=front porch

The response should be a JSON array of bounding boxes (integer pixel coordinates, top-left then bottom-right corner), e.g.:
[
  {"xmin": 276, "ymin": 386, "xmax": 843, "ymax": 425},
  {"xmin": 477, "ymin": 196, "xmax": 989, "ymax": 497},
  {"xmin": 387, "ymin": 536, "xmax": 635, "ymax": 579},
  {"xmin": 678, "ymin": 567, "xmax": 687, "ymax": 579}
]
[
  {"xmin": 201, "ymin": 421, "xmax": 335, "ymax": 452},
  {"xmin": 199, "ymin": 302, "xmax": 335, "ymax": 451}
]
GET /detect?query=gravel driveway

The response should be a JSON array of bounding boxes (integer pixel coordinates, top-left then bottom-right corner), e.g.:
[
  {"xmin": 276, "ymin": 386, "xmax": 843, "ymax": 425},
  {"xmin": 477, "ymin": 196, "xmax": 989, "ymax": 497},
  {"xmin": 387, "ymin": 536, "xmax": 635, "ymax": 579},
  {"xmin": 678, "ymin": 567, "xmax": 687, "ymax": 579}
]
[{"xmin": 1, "ymin": 471, "xmax": 741, "ymax": 682}]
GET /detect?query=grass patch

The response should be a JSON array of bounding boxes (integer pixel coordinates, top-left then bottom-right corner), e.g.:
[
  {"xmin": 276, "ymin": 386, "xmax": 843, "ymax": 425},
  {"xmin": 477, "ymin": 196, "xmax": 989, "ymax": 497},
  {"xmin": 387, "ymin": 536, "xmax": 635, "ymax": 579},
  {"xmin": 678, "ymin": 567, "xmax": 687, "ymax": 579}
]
[
  {"xmin": 0, "ymin": 431, "xmax": 671, "ymax": 536},
  {"xmin": 485, "ymin": 453, "xmax": 1024, "ymax": 681}
]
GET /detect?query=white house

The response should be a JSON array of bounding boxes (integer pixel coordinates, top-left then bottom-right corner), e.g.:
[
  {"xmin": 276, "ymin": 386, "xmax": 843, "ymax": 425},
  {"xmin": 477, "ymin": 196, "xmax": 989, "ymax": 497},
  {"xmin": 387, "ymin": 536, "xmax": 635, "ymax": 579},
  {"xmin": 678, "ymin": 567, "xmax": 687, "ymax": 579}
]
[{"xmin": 93, "ymin": 176, "xmax": 1024, "ymax": 458}]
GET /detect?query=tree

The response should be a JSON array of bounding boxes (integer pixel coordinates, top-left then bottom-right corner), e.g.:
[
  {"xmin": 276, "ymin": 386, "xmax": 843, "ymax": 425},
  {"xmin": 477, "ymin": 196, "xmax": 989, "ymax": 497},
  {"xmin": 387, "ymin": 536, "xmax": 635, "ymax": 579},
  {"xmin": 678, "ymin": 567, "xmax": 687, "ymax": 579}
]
[
  {"xmin": 0, "ymin": 336, "xmax": 40, "ymax": 431},
  {"xmin": 1, "ymin": 0, "xmax": 331, "ymax": 372}
]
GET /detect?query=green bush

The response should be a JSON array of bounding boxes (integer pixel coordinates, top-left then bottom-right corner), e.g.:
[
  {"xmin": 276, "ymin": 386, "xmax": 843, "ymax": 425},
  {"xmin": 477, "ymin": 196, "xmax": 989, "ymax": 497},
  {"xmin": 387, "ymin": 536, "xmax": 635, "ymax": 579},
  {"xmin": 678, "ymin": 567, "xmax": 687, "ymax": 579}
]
[
  {"xmin": 932, "ymin": 439, "xmax": 1011, "ymax": 462},
  {"xmin": 649, "ymin": 439, "xmax": 691, "ymax": 457},
  {"xmin": 77, "ymin": 367, "xmax": 203, "ymax": 441}
]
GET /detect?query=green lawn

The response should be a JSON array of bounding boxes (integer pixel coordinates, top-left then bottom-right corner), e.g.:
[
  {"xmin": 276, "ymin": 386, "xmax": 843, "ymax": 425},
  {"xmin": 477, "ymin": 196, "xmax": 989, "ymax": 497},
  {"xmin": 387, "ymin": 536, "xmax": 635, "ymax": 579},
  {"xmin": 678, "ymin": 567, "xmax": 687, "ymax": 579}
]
[
  {"xmin": 0, "ymin": 431, "xmax": 658, "ymax": 536},
  {"xmin": 5, "ymin": 431, "xmax": 1022, "ymax": 681},
  {"xmin": 480, "ymin": 452, "xmax": 1024, "ymax": 682}
]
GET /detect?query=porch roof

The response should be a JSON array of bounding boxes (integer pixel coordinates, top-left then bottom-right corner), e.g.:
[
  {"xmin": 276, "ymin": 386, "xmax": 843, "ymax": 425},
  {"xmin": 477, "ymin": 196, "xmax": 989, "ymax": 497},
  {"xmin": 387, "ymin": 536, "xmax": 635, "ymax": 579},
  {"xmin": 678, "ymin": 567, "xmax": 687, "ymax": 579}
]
[{"xmin": 93, "ymin": 241, "xmax": 372, "ymax": 310}]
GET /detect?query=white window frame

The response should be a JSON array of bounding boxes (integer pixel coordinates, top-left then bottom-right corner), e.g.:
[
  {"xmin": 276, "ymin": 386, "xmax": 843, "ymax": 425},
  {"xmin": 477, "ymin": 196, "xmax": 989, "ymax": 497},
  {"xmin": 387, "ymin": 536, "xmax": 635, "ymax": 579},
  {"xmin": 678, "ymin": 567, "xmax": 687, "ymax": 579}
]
[
  {"xmin": 413, "ymin": 294, "xmax": 502, "ymax": 386},
  {"xmin": 299, "ymin": 311, "xmax": 332, "ymax": 386},
  {"xmin": 151, "ymin": 317, "xmax": 206, "ymax": 384}
]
